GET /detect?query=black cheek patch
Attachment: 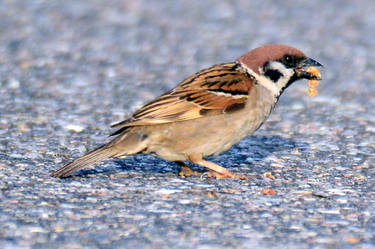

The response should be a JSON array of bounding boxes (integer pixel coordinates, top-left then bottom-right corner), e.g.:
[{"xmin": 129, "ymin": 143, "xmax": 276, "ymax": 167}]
[{"xmin": 264, "ymin": 69, "xmax": 283, "ymax": 83}]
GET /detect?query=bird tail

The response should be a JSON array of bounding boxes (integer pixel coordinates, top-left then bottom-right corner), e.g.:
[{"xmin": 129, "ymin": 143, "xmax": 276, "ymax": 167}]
[
  {"xmin": 51, "ymin": 145, "xmax": 119, "ymax": 178},
  {"xmin": 51, "ymin": 131, "xmax": 149, "ymax": 178}
]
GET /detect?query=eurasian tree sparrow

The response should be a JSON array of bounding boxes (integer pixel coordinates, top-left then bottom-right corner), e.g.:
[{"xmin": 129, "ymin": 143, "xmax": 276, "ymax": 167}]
[{"xmin": 52, "ymin": 44, "xmax": 322, "ymax": 179}]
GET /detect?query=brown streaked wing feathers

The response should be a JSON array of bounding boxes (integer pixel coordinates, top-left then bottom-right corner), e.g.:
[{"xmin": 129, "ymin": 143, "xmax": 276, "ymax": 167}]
[{"xmin": 111, "ymin": 63, "xmax": 253, "ymax": 129}]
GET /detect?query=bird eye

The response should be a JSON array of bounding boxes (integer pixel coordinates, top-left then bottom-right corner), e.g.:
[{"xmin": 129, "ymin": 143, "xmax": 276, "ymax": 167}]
[{"xmin": 284, "ymin": 55, "xmax": 293, "ymax": 63}]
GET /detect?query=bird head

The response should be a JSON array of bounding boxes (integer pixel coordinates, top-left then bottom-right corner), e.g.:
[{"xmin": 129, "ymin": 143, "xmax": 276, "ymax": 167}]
[{"xmin": 237, "ymin": 44, "xmax": 323, "ymax": 97}]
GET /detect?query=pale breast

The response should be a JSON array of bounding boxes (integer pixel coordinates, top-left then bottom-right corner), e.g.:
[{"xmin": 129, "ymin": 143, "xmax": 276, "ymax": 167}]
[{"xmin": 144, "ymin": 85, "xmax": 276, "ymax": 161}]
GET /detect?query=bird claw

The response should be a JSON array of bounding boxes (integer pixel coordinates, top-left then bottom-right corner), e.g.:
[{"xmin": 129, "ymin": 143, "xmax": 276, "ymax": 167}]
[
  {"xmin": 178, "ymin": 165, "xmax": 202, "ymax": 177},
  {"xmin": 178, "ymin": 163, "xmax": 247, "ymax": 180},
  {"xmin": 202, "ymin": 170, "xmax": 247, "ymax": 180}
]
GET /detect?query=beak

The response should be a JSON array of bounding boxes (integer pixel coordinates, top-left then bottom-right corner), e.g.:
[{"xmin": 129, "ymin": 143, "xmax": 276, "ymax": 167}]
[{"xmin": 296, "ymin": 58, "xmax": 323, "ymax": 80}]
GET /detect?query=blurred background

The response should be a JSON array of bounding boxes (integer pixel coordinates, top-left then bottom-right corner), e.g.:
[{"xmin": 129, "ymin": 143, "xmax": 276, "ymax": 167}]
[{"xmin": 0, "ymin": 0, "xmax": 374, "ymax": 248}]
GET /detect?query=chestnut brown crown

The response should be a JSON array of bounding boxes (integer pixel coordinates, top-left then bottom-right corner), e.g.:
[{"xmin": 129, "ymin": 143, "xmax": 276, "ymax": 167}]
[{"xmin": 237, "ymin": 44, "xmax": 306, "ymax": 74}]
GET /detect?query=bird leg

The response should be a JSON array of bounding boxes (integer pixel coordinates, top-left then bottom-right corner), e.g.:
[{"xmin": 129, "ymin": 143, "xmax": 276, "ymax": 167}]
[
  {"xmin": 188, "ymin": 154, "xmax": 247, "ymax": 179},
  {"xmin": 176, "ymin": 161, "xmax": 202, "ymax": 177}
]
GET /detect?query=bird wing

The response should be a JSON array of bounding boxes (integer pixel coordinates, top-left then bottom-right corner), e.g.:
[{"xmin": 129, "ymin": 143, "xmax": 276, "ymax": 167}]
[{"xmin": 111, "ymin": 63, "xmax": 254, "ymax": 132}]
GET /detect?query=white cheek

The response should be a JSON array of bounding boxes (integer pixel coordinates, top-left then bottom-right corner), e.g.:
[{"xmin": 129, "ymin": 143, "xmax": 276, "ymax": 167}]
[
  {"xmin": 276, "ymin": 68, "xmax": 294, "ymax": 89},
  {"xmin": 240, "ymin": 62, "xmax": 279, "ymax": 97},
  {"xmin": 254, "ymin": 73, "xmax": 280, "ymax": 96}
]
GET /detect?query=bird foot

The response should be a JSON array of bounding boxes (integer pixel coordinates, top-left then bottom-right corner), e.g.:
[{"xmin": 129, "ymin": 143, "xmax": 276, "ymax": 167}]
[
  {"xmin": 203, "ymin": 170, "xmax": 247, "ymax": 180},
  {"xmin": 178, "ymin": 165, "xmax": 202, "ymax": 177}
]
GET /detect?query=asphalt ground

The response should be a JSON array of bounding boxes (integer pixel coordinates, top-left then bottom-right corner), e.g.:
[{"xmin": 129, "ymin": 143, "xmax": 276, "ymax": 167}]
[{"xmin": 0, "ymin": 0, "xmax": 374, "ymax": 248}]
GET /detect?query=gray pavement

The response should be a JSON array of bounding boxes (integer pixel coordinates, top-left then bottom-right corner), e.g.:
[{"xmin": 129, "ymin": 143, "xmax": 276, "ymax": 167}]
[{"xmin": 1, "ymin": 0, "xmax": 375, "ymax": 248}]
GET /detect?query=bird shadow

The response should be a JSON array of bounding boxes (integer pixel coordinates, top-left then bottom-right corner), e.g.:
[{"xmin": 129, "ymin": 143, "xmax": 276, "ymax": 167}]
[{"xmin": 74, "ymin": 135, "xmax": 310, "ymax": 177}]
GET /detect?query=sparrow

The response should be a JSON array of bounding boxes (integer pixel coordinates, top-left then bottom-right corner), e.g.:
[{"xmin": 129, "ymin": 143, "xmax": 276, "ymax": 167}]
[{"xmin": 52, "ymin": 44, "xmax": 322, "ymax": 179}]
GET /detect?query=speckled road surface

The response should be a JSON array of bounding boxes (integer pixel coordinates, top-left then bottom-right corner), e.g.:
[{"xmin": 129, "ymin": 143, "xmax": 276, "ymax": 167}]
[{"xmin": 1, "ymin": 0, "xmax": 375, "ymax": 248}]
